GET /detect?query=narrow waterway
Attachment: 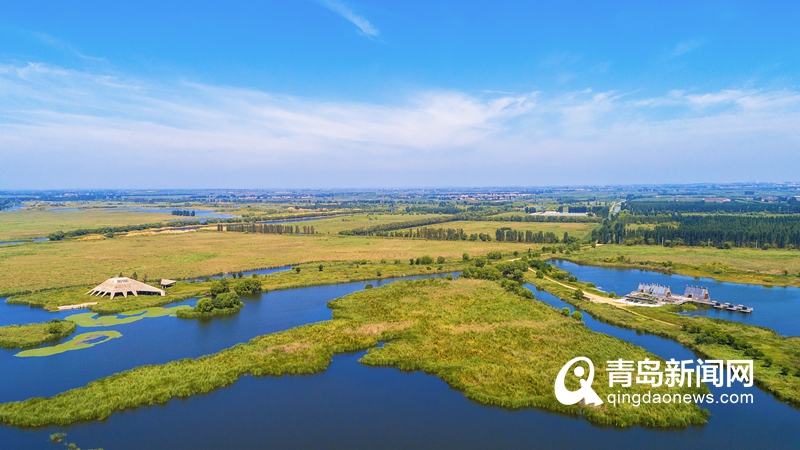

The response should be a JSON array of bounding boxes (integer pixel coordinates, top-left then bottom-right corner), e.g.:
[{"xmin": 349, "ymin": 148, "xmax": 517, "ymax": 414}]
[{"xmin": 553, "ymin": 260, "xmax": 800, "ymax": 336}]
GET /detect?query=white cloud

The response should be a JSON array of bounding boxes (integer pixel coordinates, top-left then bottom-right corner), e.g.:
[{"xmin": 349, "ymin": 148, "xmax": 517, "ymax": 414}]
[
  {"xmin": 318, "ymin": 0, "xmax": 379, "ymax": 38},
  {"xmin": 669, "ymin": 39, "xmax": 705, "ymax": 58},
  {"xmin": 1, "ymin": 63, "xmax": 799, "ymax": 188}
]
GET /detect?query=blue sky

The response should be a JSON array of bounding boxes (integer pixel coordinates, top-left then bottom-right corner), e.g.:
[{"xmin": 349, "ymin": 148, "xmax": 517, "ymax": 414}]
[{"xmin": 1, "ymin": 1, "xmax": 799, "ymax": 188}]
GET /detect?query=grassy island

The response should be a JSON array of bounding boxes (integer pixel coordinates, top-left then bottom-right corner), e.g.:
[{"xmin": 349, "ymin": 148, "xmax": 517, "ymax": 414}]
[
  {"xmin": 0, "ymin": 319, "xmax": 77, "ymax": 349},
  {"xmin": 176, "ymin": 292, "xmax": 244, "ymax": 319},
  {"xmin": 0, "ymin": 278, "xmax": 708, "ymax": 428}
]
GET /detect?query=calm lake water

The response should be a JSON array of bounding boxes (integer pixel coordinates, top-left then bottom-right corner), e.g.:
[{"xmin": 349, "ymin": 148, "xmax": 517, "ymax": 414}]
[
  {"xmin": 553, "ymin": 260, "xmax": 800, "ymax": 336},
  {"xmin": 0, "ymin": 276, "xmax": 798, "ymax": 448},
  {"xmin": 0, "ymin": 238, "xmax": 48, "ymax": 247},
  {"xmin": 185, "ymin": 265, "xmax": 292, "ymax": 282}
]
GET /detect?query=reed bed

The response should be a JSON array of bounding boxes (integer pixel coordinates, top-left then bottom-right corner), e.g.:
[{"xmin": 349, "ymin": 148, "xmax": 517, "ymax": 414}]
[{"xmin": 0, "ymin": 319, "xmax": 77, "ymax": 349}]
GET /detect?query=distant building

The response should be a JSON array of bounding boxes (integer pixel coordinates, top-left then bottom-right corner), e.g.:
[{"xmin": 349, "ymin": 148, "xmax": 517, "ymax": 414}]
[
  {"xmin": 703, "ymin": 197, "xmax": 731, "ymax": 203},
  {"xmin": 160, "ymin": 279, "xmax": 178, "ymax": 289},
  {"xmin": 684, "ymin": 286, "xmax": 710, "ymax": 300},
  {"xmin": 638, "ymin": 283, "xmax": 671, "ymax": 298},
  {"xmin": 86, "ymin": 277, "xmax": 165, "ymax": 300}
]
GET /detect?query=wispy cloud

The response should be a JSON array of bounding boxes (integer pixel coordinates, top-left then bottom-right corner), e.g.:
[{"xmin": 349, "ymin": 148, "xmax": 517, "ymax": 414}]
[
  {"xmin": 32, "ymin": 32, "xmax": 106, "ymax": 62},
  {"xmin": 318, "ymin": 0, "xmax": 379, "ymax": 38},
  {"xmin": 669, "ymin": 38, "xmax": 705, "ymax": 58},
  {"xmin": 1, "ymin": 63, "xmax": 799, "ymax": 188}
]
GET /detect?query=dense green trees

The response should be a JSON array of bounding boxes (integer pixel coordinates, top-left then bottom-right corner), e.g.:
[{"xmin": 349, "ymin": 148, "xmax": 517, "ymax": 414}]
[
  {"xmin": 339, "ymin": 216, "xmax": 458, "ymax": 236},
  {"xmin": 46, "ymin": 230, "xmax": 65, "ymax": 241},
  {"xmin": 460, "ymin": 257, "xmax": 534, "ymax": 299},
  {"xmin": 385, "ymin": 227, "xmax": 467, "ymax": 240},
  {"xmin": 627, "ymin": 200, "xmax": 800, "ymax": 215},
  {"xmin": 233, "ymin": 278, "xmax": 262, "ymax": 295},
  {"xmin": 180, "ymin": 286, "xmax": 243, "ymax": 318},
  {"xmin": 593, "ymin": 215, "xmax": 800, "ymax": 249},
  {"xmin": 225, "ymin": 224, "xmax": 315, "ymax": 235},
  {"xmin": 493, "ymin": 227, "xmax": 562, "ymax": 244},
  {"xmin": 191, "ymin": 292, "xmax": 242, "ymax": 314}
]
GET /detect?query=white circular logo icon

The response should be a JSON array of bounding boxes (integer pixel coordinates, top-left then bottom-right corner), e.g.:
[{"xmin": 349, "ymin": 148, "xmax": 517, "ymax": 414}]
[{"xmin": 554, "ymin": 356, "xmax": 604, "ymax": 406}]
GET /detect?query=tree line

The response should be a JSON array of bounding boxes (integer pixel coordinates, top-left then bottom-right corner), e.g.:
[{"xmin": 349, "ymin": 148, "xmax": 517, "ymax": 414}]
[
  {"xmin": 339, "ymin": 215, "xmax": 459, "ymax": 236},
  {"xmin": 486, "ymin": 214, "xmax": 601, "ymax": 223},
  {"xmin": 386, "ymin": 227, "xmax": 468, "ymax": 240},
  {"xmin": 494, "ymin": 227, "xmax": 577, "ymax": 244},
  {"xmin": 223, "ymin": 223, "xmax": 316, "ymax": 235},
  {"xmin": 172, "ymin": 210, "xmax": 195, "ymax": 216},
  {"xmin": 626, "ymin": 200, "xmax": 800, "ymax": 215},
  {"xmin": 594, "ymin": 215, "xmax": 800, "ymax": 249},
  {"xmin": 45, "ymin": 219, "xmax": 207, "ymax": 241}
]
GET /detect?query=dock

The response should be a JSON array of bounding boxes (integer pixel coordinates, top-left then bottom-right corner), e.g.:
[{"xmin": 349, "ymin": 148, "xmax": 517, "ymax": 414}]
[
  {"xmin": 623, "ymin": 284, "xmax": 753, "ymax": 313},
  {"xmin": 57, "ymin": 302, "xmax": 98, "ymax": 311}
]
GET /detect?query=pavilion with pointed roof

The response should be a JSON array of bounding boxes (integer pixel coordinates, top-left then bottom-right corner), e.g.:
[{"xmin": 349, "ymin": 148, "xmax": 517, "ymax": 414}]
[{"xmin": 86, "ymin": 277, "xmax": 165, "ymax": 300}]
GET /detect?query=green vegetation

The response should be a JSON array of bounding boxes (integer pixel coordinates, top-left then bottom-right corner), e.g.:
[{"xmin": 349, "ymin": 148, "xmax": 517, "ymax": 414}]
[
  {"xmin": 0, "ymin": 279, "xmax": 707, "ymax": 428},
  {"xmin": 383, "ymin": 226, "xmax": 468, "ymax": 240},
  {"xmin": 177, "ymin": 292, "xmax": 243, "ymax": 319},
  {"xmin": 626, "ymin": 199, "xmax": 800, "ymax": 215},
  {"xmin": 0, "ymin": 319, "xmax": 77, "ymax": 349},
  {"xmin": 338, "ymin": 215, "xmax": 455, "ymax": 235},
  {"xmin": 15, "ymin": 331, "xmax": 121, "ymax": 357},
  {"xmin": 525, "ymin": 272, "xmax": 800, "ymax": 406},
  {"xmin": 595, "ymin": 214, "xmax": 800, "ymax": 249},
  {"xmin": 233, "ymin": 277, "xmax": 263, "ymax": 294},
  {"xmin": 223, "ymin": 223, "xmax": 316, "ymax": 234}
]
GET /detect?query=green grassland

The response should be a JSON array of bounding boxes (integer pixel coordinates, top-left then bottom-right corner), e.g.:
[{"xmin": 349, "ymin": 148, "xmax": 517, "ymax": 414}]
[
  {"xmin": 0, "ymin": 320, "xmax": 77, "ymax": 349},
  {"xmin": 0, "ymin": 207, "xmax": 180, "ymax": 241},
  {"xmin": 525, "ymin": 273, "xmax": 800, "ymax": 405},
  {"xmin": 559, "ymin": 244, "xmax": 800, "ymax": 287},
  {"xmin": 0, "ymin": 278, "xmax": 708, "ymax": 428},
  {"xmin": 0, "ymin": 230, "xmax": 542, "ymax": 294}
]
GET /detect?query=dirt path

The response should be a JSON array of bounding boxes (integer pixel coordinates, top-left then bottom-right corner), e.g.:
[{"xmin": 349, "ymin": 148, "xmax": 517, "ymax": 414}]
[
  {"xmin": 57, "ymin": 302, "xmax": 98, "ymax": 311},
  {"xmin": 536, "ymin": 271, "xmax": 679, "ymax": 328}
]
